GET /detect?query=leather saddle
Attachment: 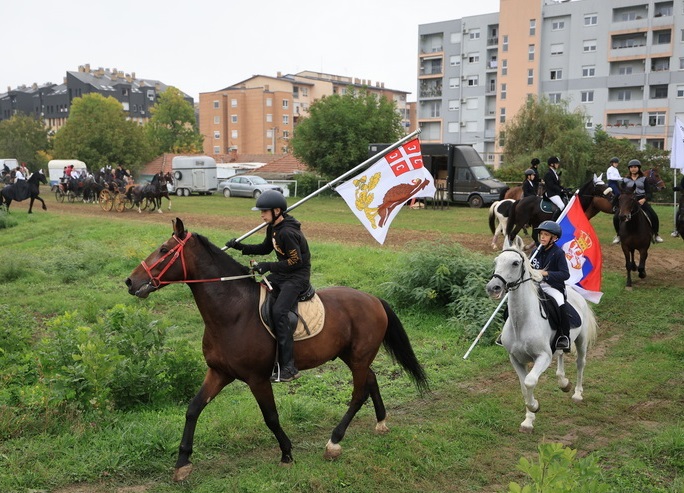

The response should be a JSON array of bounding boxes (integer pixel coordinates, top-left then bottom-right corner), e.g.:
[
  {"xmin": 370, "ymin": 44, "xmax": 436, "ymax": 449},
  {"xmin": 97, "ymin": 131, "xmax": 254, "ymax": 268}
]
[{"xmin": 259, "ymin": 284, "xmax": 325, "ymax": 340}]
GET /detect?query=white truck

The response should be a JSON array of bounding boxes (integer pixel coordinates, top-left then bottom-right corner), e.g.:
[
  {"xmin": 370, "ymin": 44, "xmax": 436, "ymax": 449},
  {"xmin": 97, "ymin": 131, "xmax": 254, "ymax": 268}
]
[
  {"xmin": 171, "ymin": 156, "xmax": 218, "ymax": 196},
  {"xmin": 47, "ymin": 159, "xmax": 88, "ymax": 187}
]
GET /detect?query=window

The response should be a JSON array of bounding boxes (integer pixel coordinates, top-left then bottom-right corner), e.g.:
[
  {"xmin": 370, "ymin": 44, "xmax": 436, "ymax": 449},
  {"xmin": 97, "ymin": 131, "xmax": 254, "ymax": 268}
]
[
  {"xmin": 585, "ymin": 116, "xmax": 593, "ymax": 129},
  {"xmin": 619, "ymin": 66, "xmax": 633, "ymax": 75},
  {"xmin": 502, "ymin": 35, "xmax": 508, "ymax": 52},
  {"xmin": 469, "ymin": 29, "xmax": 481, "ymax": 40},
  {"xmin": 266, "ymin": 98, "xmax": 272, "ymax": 107},
  {"xmin": 213, "ymin": 131, "xmax": 220, "ymax": 139},
  {"xmin": 450, "ymin": 55, "xmax": 461, "ymax": 66},
  {"xmin": 499, "ymin": 107, "xmax": 506, "ymax": 123},
  {"xmin": 618, "ymin": 90, "xmax": 631, "ymax": 101},
  {"xmin": 448, "ymin": 99, "xmax": 461, "ymax": 111},
  {"xmin": 213, "ymin": 100, "xmax": 220, "ymax": 109},
  {"xmin": 551, "ymin": 43, "xmax": 564, "ymax": 55},
  {"xmin": 468, "ymin": 53, "xmax": 480, "ymax": 63},
  {"xmin": 528, "ymin": 45, "xmax": 535, "ymax": 61},
  {"xmin": 266, "ymin": 114, "xmax": 273, "ymax": 122},
  {"xmin": 501, "ymin": 60, "xmax": 508, "ymax": 76},
  {"xmin": 231, "ymin": 99, "xmax": 237, "ymax": 107},
  {"xmin": 428, "ymin": 101, "xmax": 440, "ymax": 118},
  {"xmin": 527, "ymin": 69, "xmax": 534, "ymax": 85},
  {"xmin": 549, "ymin": 93, "xmax": 562, "ymax": 104},
  {"xmin": 231, "ymin": 130, "xmax": 238, "ymax": 138},
  {"xmin": 282, "ymin": 99, "xmax": 289, "ymax": 109},
  {"xmin": 649, "ymin": 112, "xmax": 666, "ymax": 126},
  {"xmin": 449, "ymin": 77, "xmax": 460, "ymax": 88},
  {"xmin": 653, "ymin": 86, "xmax": 668, "ymax": 98},
  {"xmin": 529, "ymin": 19, "xmax": 536, "ymax": 36},
  {"xmin": 550, "ymin": 69, "xmax": 563, "ymax": 80},
  {"xmin": 231, "ymin": 115, "xmax": 237, "ymax": 123},
  {"xmin": 680, "ymin": 58, "xmax": 684, "ymax": 70},
  {"xmin": 654, "ymin": 30, "xmax": 671, "ymax": 44},
  {"xmin": 581, "ymin": 91, "xmax": 594, "ymax": 102},
  {"xmin": 552, "ymin": 20, "xmax": 565, "ymax": 31},
  {"xmin": 677, "ymin": 85, "xmax": 684, "ymax": 97},
  {"xmin": 501, "ymin": 83, "xmax": 507, "ymax": 100},
  {"xmin": 213, "ymin": 116, "xmax": 220, "ymax": 124},
  {"xmin": 584, "ymin": 14, "xmax": 598, "ymax": 26},
  {"xmin": 619, "ymin": 11, "xmax": 637, "ymax": 21},
  {"xmin": 282, "ymin": 115, "xmax": 289, "ymax": 125},
  {"xmin": 450, "ymin": 32, "xmax": 462, "ymax": 44},
  {"xmin": 583, "ymin": 40, "xmax": 597, "ymax": 52},
  {"xmin": 582, "ymin": 66, "xmax": 596, "ymax": 77},
  {"xmin": 467, "ymin": 75, "xmax": 479, "ymax": 86},
  {"xmin": 213, "ymin": 146, "xmax": 220, "ymax": 154},
  {"xmin": 447, "ymin": 121, "xmax": 460, "ymax": 133}
]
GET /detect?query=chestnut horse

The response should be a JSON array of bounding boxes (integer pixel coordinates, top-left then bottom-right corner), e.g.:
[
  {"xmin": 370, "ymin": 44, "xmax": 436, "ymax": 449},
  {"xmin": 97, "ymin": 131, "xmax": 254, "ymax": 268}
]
[
  {"xmin": 125, "ymin": 218, "xmax": 429, "ymax": 481},
  {"xmin": 616, "ymin": 186, "xmax": 652, "ymax": 287}
]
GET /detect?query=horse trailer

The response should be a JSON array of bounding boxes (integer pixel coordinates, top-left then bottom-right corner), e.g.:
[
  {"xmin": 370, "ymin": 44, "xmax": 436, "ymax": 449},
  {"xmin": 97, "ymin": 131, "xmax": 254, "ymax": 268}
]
[
  {"xmin": 47, "ymin": 159, "xmax": 88, "ymax": 187},
  {"xmin": 368, "ymin": 143, "xmax": 507, "ymax": 208},
  {"xmin": 171, "ymin": 156, "xmax": 218, "ymax": 196}
]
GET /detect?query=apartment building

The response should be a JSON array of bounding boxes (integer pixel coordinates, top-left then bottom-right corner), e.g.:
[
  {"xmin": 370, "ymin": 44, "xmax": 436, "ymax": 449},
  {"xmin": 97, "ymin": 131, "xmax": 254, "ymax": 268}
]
[
  {"xmin": 418, "ymin": 0, "xmax": 683, "ymax": 166},
  {"xmin": 199, "ymin": 71, "xmax": 410, "ymax": 156},
  {"xmin": 0, "ymin": 64, "xmax": 192, "ymax": 130}
]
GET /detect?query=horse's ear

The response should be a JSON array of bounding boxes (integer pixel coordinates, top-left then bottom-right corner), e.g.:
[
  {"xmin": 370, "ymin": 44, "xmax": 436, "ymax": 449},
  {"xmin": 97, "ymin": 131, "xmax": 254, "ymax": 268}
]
[
  {"xmin": 595, "ymin": 173, "xmax": 603, "ymax": 183},
  {"xmin": 503, "ymin": 235, "xmax": 513, "ymax": 249},
  {"xmin": 173, "ymin": 218, "xmax": 186, "ymax": 238}
]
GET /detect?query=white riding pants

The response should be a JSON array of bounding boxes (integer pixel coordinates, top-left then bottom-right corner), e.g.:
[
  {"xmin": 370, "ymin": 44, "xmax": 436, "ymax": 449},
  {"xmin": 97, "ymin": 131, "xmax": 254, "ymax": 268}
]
[
  {"xmin": 549, "ymin": 195, "xmax": 565, "ymax": 211},
  {"xmin": 540, "ymin": 282, "xmax": 565, "ymax": 307}
]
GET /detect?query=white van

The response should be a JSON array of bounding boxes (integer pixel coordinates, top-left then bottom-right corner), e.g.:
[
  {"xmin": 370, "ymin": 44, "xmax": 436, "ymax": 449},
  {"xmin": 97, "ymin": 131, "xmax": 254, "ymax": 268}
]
[
  {"xmin": 1, "ymin": 158, "xmax": 19, "ymax": 171},
  {"xmin": 47, "ymin": 159, "xmax": 88, "ymax": 187}
]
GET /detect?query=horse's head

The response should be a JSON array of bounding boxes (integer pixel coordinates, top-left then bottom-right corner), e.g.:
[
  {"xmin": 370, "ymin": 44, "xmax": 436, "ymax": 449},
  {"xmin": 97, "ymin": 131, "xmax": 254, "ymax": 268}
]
[
  {"xmin": 125, "ymin": 218, "xmax": 193, "ymax": 298},
  {"xmin": 30, "ymin": 169, "xmax": 48, "ymax": 185},
  {"xmin": 486, "ymin": 246, "xmax": 540, "ymax": 300},
  {"xmin": 645, "ymin": 167, "xmax": 665, "ymax": 191},
  {"xmin": 617, "ymin": 185, "xmax": 639, "ymax": 222}
]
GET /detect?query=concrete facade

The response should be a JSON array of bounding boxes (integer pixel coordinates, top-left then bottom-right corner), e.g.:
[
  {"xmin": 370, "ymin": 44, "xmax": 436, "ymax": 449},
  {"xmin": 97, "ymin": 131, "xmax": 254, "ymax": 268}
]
[{"xmin": 418, "ymin": 0, "xmax": 683, "ymax": 166}]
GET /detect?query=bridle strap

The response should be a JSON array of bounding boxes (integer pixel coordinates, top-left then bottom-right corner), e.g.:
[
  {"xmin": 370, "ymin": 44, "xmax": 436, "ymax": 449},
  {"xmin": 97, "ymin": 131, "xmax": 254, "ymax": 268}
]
[
  {"xmin": 140, "ymin": 232, "xmax": 255, "ymax": 287},
  {"xmin": 494, "ymin": 248, "xmax": 535, "ymax": 292}
]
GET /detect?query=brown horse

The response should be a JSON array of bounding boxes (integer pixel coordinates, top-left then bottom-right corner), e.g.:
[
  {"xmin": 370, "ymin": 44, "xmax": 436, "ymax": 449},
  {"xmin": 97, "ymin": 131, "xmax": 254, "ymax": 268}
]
[
  {"xmin": 577, "ymin": 174, "xmax": 614, "ymax": 219},
  {"xmin": 125, "ymin": 218, "xmax": 429, "ymax": 481},
  {"xmin": 616, "ymin": 186, "xmax": 652, "ymax": 287}
]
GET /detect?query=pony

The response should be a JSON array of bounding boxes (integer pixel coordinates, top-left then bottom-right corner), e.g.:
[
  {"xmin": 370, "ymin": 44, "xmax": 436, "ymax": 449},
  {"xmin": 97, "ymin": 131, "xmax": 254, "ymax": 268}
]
[
  {"xmin": 485, "ymin": 242, "xmax": 598, "ymax": 432},
  {"xmin": 576, "ymin": 173, "xmax": 614, "ymax": 219},
  {"xmin": 488, "ymin": 199, "xmax": 516, "ymax": 249},
  {"xmin": 616, "ymin": 185, "xmax": 652, "ymax": 287},
  {"xmin": 643, "ymin": 167, "xmax": 665, "ymax": 192},
  {"xmin": 125, "ymin": 218, "xmax": 429, "ymax": 481},
  {"xmin": 0, "ymin": 170, "xmax": 48, "ymax": 213}
]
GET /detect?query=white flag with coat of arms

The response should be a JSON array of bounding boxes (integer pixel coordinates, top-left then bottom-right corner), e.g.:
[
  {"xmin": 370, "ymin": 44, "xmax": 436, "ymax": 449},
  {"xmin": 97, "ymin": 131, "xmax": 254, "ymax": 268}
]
[{"xmin": 336, "ymin": 139, "xmax": 437, "ymax": 244}]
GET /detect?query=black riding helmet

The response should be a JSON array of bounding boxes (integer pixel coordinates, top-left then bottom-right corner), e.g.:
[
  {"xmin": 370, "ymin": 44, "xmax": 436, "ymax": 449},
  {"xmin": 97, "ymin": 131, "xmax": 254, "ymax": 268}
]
[
  {"xmin": 524, "ymin": 169, "xmax": 535, "ymax": 176},
  {"xmin": 627, "ymin": 159, "xmax": 642, "ymax": 169},
  {"xmin": 535, "ymin": 220, "xmax": 562, "ymax": 239},
  {"xmin": 252, "ymin": 190, "xmax": 288, "ymax": 223}
]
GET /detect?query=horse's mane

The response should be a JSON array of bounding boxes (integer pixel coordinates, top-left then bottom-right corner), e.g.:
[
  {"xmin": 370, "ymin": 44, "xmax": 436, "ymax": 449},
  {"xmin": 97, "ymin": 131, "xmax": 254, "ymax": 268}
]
[
  {"xmin": 506, "ymin": 245, "xmax": 544, "ymax": 283},
  {"xmin": 193, "ymin": 233, "xmax": 251, "ymax": 275}
]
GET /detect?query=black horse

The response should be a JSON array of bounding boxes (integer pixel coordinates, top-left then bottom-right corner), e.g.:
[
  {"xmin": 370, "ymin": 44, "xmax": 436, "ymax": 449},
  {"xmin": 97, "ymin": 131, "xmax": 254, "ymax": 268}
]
[{"xmin": 0, "ymin": 170, "xmax": 48, "ymax": 213}]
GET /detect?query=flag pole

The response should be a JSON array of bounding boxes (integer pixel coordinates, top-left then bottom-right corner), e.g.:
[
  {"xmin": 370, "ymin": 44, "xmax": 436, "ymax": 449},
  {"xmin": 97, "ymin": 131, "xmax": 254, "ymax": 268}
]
[
  {"xmin": 221, "ymin": 129, "xmax": 423, "ymax": 249},
  {"xmin": 463, "ymin": 242, "xmax": 545, "ymax": 360}
]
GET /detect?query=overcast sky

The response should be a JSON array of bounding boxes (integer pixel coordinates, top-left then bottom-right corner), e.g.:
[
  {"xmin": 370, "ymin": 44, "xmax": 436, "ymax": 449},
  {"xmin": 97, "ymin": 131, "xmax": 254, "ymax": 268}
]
[{"xmin": 4, "ymin": 0, "xmax": 500, "ymax": 103}]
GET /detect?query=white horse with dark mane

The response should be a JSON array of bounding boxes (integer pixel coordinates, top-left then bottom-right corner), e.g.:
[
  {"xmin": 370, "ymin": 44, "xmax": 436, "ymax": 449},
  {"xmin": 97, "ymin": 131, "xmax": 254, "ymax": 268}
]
[{"xmin": 485, "ymin": 241, "xmax": 598, "ymax": 432}]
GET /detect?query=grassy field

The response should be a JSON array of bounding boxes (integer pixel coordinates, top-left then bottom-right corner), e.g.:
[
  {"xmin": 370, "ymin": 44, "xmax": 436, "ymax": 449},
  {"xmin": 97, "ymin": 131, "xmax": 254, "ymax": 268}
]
[{"xmin": 0, "ymin": 193, "xmax": 682, "ymax": 493}]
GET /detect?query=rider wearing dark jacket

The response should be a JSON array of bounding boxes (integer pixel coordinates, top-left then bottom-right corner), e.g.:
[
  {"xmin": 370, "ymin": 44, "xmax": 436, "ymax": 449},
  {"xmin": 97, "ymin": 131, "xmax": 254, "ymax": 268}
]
[
  {"xmin": 225, "ymin": 190, "xmax": 311, "ymax": 382},
  {"xmin": 522, "ymin": 169, "xmax": 537, "ymax": 197}
]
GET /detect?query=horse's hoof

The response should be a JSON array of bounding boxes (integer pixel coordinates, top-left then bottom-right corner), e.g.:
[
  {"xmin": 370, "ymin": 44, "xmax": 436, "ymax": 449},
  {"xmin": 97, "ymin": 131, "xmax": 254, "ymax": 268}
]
[
  {"xmin": 173, "ymin": 463, "xmax": 193, "ymax": 482},
  {"xmin": 519, "ymin": 425, "xmax": 534, "ymax": 433},
  {"xmin": 625, "ymin": 286, "xmax": 633, "ymax": 291},
  {"xmin": 375, "ymin": 419, "xmax": 390, "ymax": 434},
  {"xmin": 278, "ymin": 460, "xmax": 294, "ymax": 468},
  {"xmin": 324, "ymin": 439, "xmax": 342, "ymax": 460},
  {"xmin": 639, "ymin": 271, "xmax": 646, "ymax": 279},
  {"xmin": 561, "ymin": 381, "xmax": 573, "ymax": 393},
  {"xmin": 571, "ymin": 395, "xmax": 583, "ymax": 403}
]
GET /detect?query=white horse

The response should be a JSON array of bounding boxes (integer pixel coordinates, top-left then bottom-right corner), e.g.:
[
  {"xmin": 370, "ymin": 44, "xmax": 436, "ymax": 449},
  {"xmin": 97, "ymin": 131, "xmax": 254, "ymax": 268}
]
[{"xmin": 485, "ymin": 242, "xmax": 598, "ymax": 432}]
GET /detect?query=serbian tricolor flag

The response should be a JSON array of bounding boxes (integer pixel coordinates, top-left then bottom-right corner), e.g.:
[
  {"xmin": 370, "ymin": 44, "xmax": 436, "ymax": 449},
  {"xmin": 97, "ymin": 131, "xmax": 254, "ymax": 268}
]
[
  {"xmin": 556, "ymin": 193, "xmax": 603, "ymax": 303},
  {"xmin": 336, "ymin": 139, "xmax": 436, "ymax": 244}
]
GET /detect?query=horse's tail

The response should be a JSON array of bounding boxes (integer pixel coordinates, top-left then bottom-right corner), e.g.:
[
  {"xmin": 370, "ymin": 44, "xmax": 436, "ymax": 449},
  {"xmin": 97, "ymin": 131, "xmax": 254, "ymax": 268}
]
[
  {"xmin": 583, "ymin": 304, "xmax": 598, "ymax": 349},
  {"xmin": 379, "ymin": 298, "xmax": 430, "ymax": 394},
  {"xmin": 499, "ymin": 186, "xmax": 509, "ymax": 201},
  {"xmin": 488, "ymin": 202, "xmax": 498, "ymax": 234}
]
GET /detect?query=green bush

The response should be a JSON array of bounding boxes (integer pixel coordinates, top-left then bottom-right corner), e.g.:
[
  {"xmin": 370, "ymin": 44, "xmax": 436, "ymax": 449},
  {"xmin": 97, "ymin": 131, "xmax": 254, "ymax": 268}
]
[
  {"xmin": 508, "ymin": 442, "xmax": 609, "ymax": 493},
  {"xmin": 0, "ymin": 209, "xmax": 18, "ymax": 229},
  {"xmin": 381, "ymin": 242, "xmax": 502, "ymax": 343}
]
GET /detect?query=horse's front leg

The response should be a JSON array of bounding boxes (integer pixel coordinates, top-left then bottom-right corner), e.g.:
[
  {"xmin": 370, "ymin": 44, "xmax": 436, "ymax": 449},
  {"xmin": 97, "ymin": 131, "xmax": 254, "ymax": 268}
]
[
  {"xmin": 34, "ymin": 196, "xmax": 47, "ymax": 211},
  {"xmin": 173, "ymin": 368, "xmax": 233, "ymax": 482},
  {"xmin": 325, "ymin": 366, "xmax": 372, "ymax": 460},
  {"xmin": 509, "ymin": 357, "xmax": 536, "ymax": 432},
  {"xmin": 249, "ymin": 379, "xmax": 294, "ymax": 465},
  {"xmin": 638, "ymin": 248, "xmax": 648, "ymax": 279}
]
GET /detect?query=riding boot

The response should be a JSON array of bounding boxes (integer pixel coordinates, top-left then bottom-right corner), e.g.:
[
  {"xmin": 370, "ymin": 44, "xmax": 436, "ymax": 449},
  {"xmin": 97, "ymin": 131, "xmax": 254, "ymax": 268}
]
[
  {"xmin": 555, "ymin": 306, "xmax": 571, "ymax": 353},
  {"xmin": 271, "ymin": 314, "xmax": 300, "ymax": 383}
]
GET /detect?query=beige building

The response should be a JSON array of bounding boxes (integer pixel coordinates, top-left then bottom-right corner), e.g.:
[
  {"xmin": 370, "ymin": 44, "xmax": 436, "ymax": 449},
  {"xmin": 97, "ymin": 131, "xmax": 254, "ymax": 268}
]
[{"xmin": 199, "ymin": 71, "xmax": 410, "ymax": 156}]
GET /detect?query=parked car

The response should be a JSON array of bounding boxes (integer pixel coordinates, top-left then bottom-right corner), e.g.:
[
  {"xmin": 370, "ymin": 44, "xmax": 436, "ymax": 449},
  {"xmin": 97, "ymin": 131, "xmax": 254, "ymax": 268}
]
[{"xmin": 219, "ymin": 175, "xmax": 284, "ymax": 198}]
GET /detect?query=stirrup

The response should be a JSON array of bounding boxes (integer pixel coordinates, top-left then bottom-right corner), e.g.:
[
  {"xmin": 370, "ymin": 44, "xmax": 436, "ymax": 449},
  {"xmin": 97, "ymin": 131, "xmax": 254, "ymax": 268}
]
[
  {"xmin": 555, "ymin": 335, "xmax": 570, "ymax": 352},
  {"xmin": 495, "ymin": 334, "xmax": 503, "ymax": 347},
  {"xmin": 270, "ymin": 363, "xmax": 301, "ymax": 383}
]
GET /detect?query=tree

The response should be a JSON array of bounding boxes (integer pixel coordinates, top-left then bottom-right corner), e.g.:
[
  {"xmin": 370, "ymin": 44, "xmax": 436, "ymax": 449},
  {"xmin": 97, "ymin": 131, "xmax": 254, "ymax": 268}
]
[
  {"xmin": 52, "ymin": 94, "xmax": 152, "ymax": 173},
  {"xmin": 500, "ymin": 96, "xmax": 594, "ymax": 186},
  {"xmin": 146, "ymin": 87, "xmax": 203, "ymax": 155},
  {"xmin": 290, "ymin": 89, "xmax": 404, "ymax": 178},
  {"xmin": 0, "ymin": 114, "xmax": 50, "ymax": 171}
]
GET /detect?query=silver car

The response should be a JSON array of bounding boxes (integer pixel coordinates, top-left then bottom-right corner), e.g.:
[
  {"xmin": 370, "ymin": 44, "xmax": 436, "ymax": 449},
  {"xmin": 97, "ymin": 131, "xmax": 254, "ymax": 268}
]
[{"xmin": 219, "ymin": 175, "xmax": 284, "ymax": 198}]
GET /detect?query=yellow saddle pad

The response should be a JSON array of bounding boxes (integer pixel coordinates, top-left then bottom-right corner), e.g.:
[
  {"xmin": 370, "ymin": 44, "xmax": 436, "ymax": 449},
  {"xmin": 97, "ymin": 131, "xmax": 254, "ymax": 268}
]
[{"xmin": 258, "ymin": 286, "xmax": 325, "ymax": 341}]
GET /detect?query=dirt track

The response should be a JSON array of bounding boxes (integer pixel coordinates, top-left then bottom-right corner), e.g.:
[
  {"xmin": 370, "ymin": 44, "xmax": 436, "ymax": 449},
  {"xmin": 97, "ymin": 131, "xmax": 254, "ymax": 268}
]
[{"xmin": 43, "ymin": 199, "xmax": 684, "ymax": 288}]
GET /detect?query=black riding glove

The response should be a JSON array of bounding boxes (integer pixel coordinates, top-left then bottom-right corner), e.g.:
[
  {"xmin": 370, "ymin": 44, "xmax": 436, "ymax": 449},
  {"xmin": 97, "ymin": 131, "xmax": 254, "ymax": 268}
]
[
  {"xmin": 225, "ymin": 238, "xmax": 243, "ymax": 250},
  {"xmin": 252, "ymin": 262, "xmax": 270, "ymax": 275}
]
